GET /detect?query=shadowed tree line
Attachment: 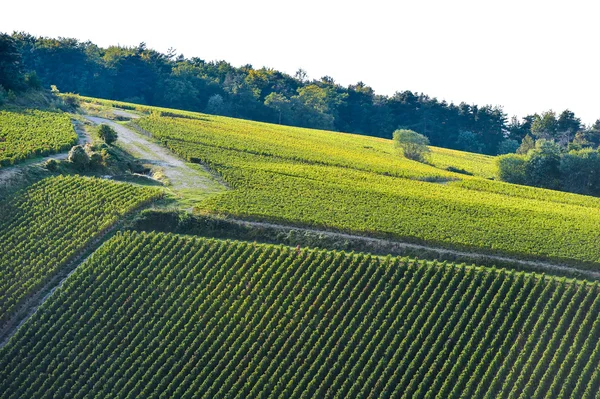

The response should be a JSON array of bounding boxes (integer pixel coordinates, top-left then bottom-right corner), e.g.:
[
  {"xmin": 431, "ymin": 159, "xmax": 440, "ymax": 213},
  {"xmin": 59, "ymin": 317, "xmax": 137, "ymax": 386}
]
[{"xmin": 2, "ymin": 32, "xmax": 600, "ymax": 156}]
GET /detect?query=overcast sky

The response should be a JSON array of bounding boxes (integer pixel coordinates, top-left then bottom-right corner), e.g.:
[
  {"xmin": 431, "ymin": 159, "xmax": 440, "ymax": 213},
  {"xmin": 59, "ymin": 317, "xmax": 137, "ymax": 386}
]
[{"xmin": 3, "ymin": 0, "xmax": 599, "ymax": 124}]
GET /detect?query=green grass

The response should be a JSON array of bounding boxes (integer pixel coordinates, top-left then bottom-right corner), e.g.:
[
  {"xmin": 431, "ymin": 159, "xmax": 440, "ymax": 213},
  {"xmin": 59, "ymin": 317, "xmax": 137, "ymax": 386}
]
[
  {"xmin": 0, "ymin": 175, "xmax": 161, "ymax": 324},
  {"xmin": 0, "ymin": 109, "xmax": 77, "ymax": 167},
  {"xmin": 2, "ymin": 231, "xmax": 599, "ymax": 398}
]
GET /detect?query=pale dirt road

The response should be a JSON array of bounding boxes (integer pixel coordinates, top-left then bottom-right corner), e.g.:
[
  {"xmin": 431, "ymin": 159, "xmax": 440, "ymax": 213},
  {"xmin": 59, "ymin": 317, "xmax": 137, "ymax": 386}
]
[{"xmin": 84, "ymin": 116, "xmax": 217, "ymax": 190}]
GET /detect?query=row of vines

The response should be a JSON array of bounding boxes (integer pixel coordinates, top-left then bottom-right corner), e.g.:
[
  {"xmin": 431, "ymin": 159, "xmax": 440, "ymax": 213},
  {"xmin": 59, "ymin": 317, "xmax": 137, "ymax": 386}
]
[
  {"xmin": 0, "ymin": 175, "xmax": 160, "ymax": 324},
  {"xmin": 1, "ymin": 231, "xmax": 599, "ymax": 398},
  {"xmin": 0, "ymin": 109, "xmax": 78, "ymax": 167}
]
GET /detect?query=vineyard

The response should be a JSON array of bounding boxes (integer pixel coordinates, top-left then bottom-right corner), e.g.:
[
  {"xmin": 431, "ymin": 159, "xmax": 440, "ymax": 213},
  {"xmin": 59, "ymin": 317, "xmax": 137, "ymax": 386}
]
[
  {"xmin": 135, "ymin": 113, "xmax": 600, "ymax": 268},
  {"xmin": 0, "ymin": 175, "xmax": 160, "ymax": 325},
  {"xmin": 0, "ymin": 231, "xmax": 599, "ymax": 398},
  {"xmin": 0, "ymin": 109, "xmax": 78, "ymax": 166}
]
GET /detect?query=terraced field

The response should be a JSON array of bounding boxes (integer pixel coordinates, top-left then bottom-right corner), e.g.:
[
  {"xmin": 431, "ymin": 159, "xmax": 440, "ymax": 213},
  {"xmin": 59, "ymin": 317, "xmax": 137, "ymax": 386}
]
[
  {"xmin": 135, "ymin": 113, "xmax": 600, "ymax": 268},
  {"xmin": 0, "ymin": 109, "xmax": 77, "ymax": 166},
  {"xmin": 0, "ymin": 175, "xmax": 160, "ymax": 325},
  {"xmin": 1, "ymin": 232, "xmax": 599, "ymax": 399}
]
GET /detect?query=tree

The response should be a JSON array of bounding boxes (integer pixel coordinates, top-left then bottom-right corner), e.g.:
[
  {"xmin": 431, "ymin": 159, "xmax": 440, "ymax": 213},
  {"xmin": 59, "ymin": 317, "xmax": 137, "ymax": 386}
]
[
  {"xmin": 97, "ymin": 124, "xmax": 118, "ymax": 145},
  {"xmin": 455, "ymin": 131, "xmax": 483, "ymax": 153},
  {"xmin": 525, "ymin": 140, "xmax": 562, "ymax": 189},
  {"xmin": 556, "ymin": 109, "xmax": 581, "ymax": 146},
  {"xmin": 517, "ymin": 135, "xmax": 536, "ymax": 154},
  {"xmin": 264, "ymin": 92, "xmax": 290, "ymax": 124},
  {"xmin": 205, "ymin": 94, "xmax": 229, "ymax": 115},
  {"xmin": 496, "ymin": 154, "xmax": 527, "ymax": 185},
  {"xmin": 497, "ymin": 139, "xmax": 520, "ymax": 154},
  {"xmin": 530, "ymin": 111, "xmax": 558, "ymax": 140},
  {"xmin": 0, "ymin": 34, "xmax": 24, "ymax": 91},
  {"xmin": 393, "ymin": 129, "xmax": 430, "ymax": 162}
]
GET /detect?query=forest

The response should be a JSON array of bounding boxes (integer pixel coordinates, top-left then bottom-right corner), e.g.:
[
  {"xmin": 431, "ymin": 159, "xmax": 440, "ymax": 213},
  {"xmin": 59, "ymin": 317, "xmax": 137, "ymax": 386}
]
[{"xmin": 3, "ymin": 32, "xmax": 598, "ymax": 156}]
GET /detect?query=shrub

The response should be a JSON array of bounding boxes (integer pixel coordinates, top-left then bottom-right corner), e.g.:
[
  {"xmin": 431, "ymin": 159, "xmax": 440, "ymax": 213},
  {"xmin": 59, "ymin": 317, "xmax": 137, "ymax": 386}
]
[
  {"xmin": 97, "ymin": 124, "xmax": 118, "ymax": 145},
  {"xmin": 44, "ymin": 158, "xmax": 59, "ymax": 171},
  {"xmin": 393, "ymin": 129, "xmax": 430, "ymax": 162},
  {"xmin": 67, "ymin": 145, "xmax": 89, "ymax": 169},
  {"xmin": 496, "ymin": 154, "xmax": 527, "ymax": 185}
]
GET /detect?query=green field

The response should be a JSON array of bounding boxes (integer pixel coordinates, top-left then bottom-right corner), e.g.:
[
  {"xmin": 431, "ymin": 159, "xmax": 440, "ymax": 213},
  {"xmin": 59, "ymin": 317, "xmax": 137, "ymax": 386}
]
[
  {"xmin": 0, "ymin": 109, "xmax": 77, "ymax": 166},
  {"xmin": 0, "ymin": 175, "xmax": 160, "ymax": 324},
  {"xmin": 1, "ymin": 231, "xmax": 599, "ymax": 399},
  {"xmin": 134, "ymin": 112, "xmax": 600, "ymax": 268}
]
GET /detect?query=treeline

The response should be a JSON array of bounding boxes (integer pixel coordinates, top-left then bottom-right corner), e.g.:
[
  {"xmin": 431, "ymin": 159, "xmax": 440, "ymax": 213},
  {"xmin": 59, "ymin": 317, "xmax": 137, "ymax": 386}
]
[
  {"xmin": 1, "ymin": 32, "xmax": 510, "ymax": 153},
  {"xmin": 3, "ymin": 32, "xmax": 600, "ymax": 156}
]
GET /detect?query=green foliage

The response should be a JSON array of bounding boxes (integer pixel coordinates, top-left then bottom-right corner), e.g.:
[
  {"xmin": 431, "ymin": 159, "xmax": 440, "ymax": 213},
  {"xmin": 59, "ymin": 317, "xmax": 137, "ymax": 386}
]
[
  {"xmin": 517, "ymin": 134, "xmax": 536, "ymax": 154},
  {"xmin": 137, "ymin": 112, "xmax": 600, "ymax": 267},
  {"xmin": 0, "ymin": 176, "xmax": 160, "ymax": 324},
  {"xmin": 0, "ymin": 34, "xmax": 24, "ymax": 91},
  {"xmin": 496, "ymin": 154, "xmax": 527, "ymax": 185},
  {"xmin": 67, "ymin": 145, "xmax": 89, "ymax": 169},
  {"xmin": 8, "ymin": 33, "xmax": 509, "ymax": 153},
  {"xmin": 525, "ymin": 140, "xmax": 562, "ymax": 189},
  {"xmin": 560, "ymin": 149, "xmax": 600, "ymax": 195},
  {"xmin": 97, "ymin": 123, "xmax": 118, "ymax": 145},
  {"xmin": 0, "ymin": 109, "xmax": 77, "ymax": 167},
  {"xmin": 1, "ymin": 231, "xmax": 600, "ymax": 398},
  {"xmin": 44, "ymin": 158, "xmax": 59, "ymax": 171},
  {"xmin": 455, "ymin": 130, "xmax": 483, "ymax": 153},
  {"xmin": 497, "ymin": 138, "xmax": 520, "ymax": 154},
  {"xmin": 393, "ymin": 129, "xmax": 430, "ymax": 162}
]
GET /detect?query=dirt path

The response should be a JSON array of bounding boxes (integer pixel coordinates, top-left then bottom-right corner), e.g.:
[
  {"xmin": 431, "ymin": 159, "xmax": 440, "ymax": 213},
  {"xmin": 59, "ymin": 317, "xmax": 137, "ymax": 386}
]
[
  {"xmin": 84, "ymin": 116, "xmax": 216, "ymax": 190},
  {"xmin": 230, "ymin": 219, "xmax": 600, "ymax": 280},
  {"xmin": 0, "ymin": 119, "xmax": 90, "ymax": 188}
]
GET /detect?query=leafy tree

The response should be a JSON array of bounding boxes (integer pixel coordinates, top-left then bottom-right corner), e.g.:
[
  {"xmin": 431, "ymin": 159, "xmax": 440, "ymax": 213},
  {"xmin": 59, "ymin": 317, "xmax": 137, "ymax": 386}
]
[
  {"xmin": 205, "ymin": 94, "xmax": 229, "ymax": 116},
  {"xmin": 560, "ymin": 149, "xmax": 600, "ymax": 195},
  {"xmin": 0, "ymin": 34, "xmax": 24, "ymax": 91},
  {"xmin": 525, "ymin": 140, "xmax": 562, "ymax": 189},
  {"xmin": 97, "ymin": 124, "xmax": 118, "ymax": 145},
  {"xmin": 496, "ymin": 154, "xmax": 527, "ymax": 185},
  {"xmin": 455, "ymin": 131, "xmax": 483, "ymax": 153},
  {"xmin": 530, "ymin": 111, "xmax": 558, "ymax": 140},
  {"xmin": 517, "ymin": 134, "xmax": 536, "ymax": 154},
  {"xmin": 497, "ymin": 138, "xmax": 520, "ymax": 154},
  {"xmin": 393, "ymin": 129, "xmax": 430, "ymax": 162},
  {"xmin": 264, "ymin": 92, "xmax": 290, "ymax": 124}
]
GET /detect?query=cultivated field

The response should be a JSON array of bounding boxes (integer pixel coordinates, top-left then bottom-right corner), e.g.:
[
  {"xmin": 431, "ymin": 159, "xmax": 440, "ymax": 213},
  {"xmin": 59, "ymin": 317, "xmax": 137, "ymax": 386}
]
[
  {"xmin": 1, "ymin": 231, "xmax": 599, "ymax": 399},
  {"xmin": 0, "ymin": 175, "xmax": 160, "ymax": 324},
  {"xmin": 133, "ymin": 111, "xmax": 600, "ymax": 268},
  {"xmin": 0, "ymin": 109, "xmax": 77, "ymax": 167}
]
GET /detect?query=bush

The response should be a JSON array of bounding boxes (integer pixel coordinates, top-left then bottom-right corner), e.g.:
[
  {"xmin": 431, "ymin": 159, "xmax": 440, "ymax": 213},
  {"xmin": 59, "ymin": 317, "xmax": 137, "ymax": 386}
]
[
  {"xmin": 44, "ymin": 158, "xmax": 59, "ymax": 171},
  {"xmin": 98, "ymin": 124, "xmax": 118, "ymax": 145},
  {"xmin": 393, "ymin": 129, "xmax": 430, "ymax": 162},
  {"xmin": 496, "ymin": 154, "xmax": 527, "ymax": 185},
  {"xmin": 525, "ymin": 140, "xmax": 562, "ymax": 189},
  {"xmin": 61, "ymin": 93, "xmax": 80, "ymax": 109},
  {"xmin": 67, "ymin": 145, "xmax": 89, "ymax": 169}
]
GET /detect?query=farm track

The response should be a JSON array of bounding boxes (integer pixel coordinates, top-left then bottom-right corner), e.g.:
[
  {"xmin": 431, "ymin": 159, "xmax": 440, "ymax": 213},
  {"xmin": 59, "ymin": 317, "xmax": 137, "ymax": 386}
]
[
  {"xmin": 224, "ymin": 218, "xmax": 600, "ymax": 280},
  {"xmin": 84, "ymin": 116, "xmax": 217, "ymax": 190}
]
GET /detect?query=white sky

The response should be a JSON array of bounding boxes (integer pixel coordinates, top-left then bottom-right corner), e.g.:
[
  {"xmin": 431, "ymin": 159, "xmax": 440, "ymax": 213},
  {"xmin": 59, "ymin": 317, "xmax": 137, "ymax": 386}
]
[{"xmin": 3, "ymin": 0, "xmax": 599, "ymax": 124}]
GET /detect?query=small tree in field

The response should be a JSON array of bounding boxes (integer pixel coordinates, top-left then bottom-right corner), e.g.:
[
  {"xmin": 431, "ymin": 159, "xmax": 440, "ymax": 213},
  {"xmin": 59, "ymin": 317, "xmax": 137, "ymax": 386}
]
[
  {"xmin": 393, "ymin": 129, "xmax": 430, "ymax": 162},
  {"xmin": 98, "ymin": 124, "xmax": 117, "ymax": 145}
]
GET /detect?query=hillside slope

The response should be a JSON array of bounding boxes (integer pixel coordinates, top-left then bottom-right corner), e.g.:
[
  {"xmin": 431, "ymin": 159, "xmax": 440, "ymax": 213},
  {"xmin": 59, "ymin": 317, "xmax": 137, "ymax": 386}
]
[
  {"xmin": 1, "ymin": 231, "xmax": 599, "ymax": 399},
  {"xmin": 129, "ymin": 109, "xmax": 600, "ymax": 269}
]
